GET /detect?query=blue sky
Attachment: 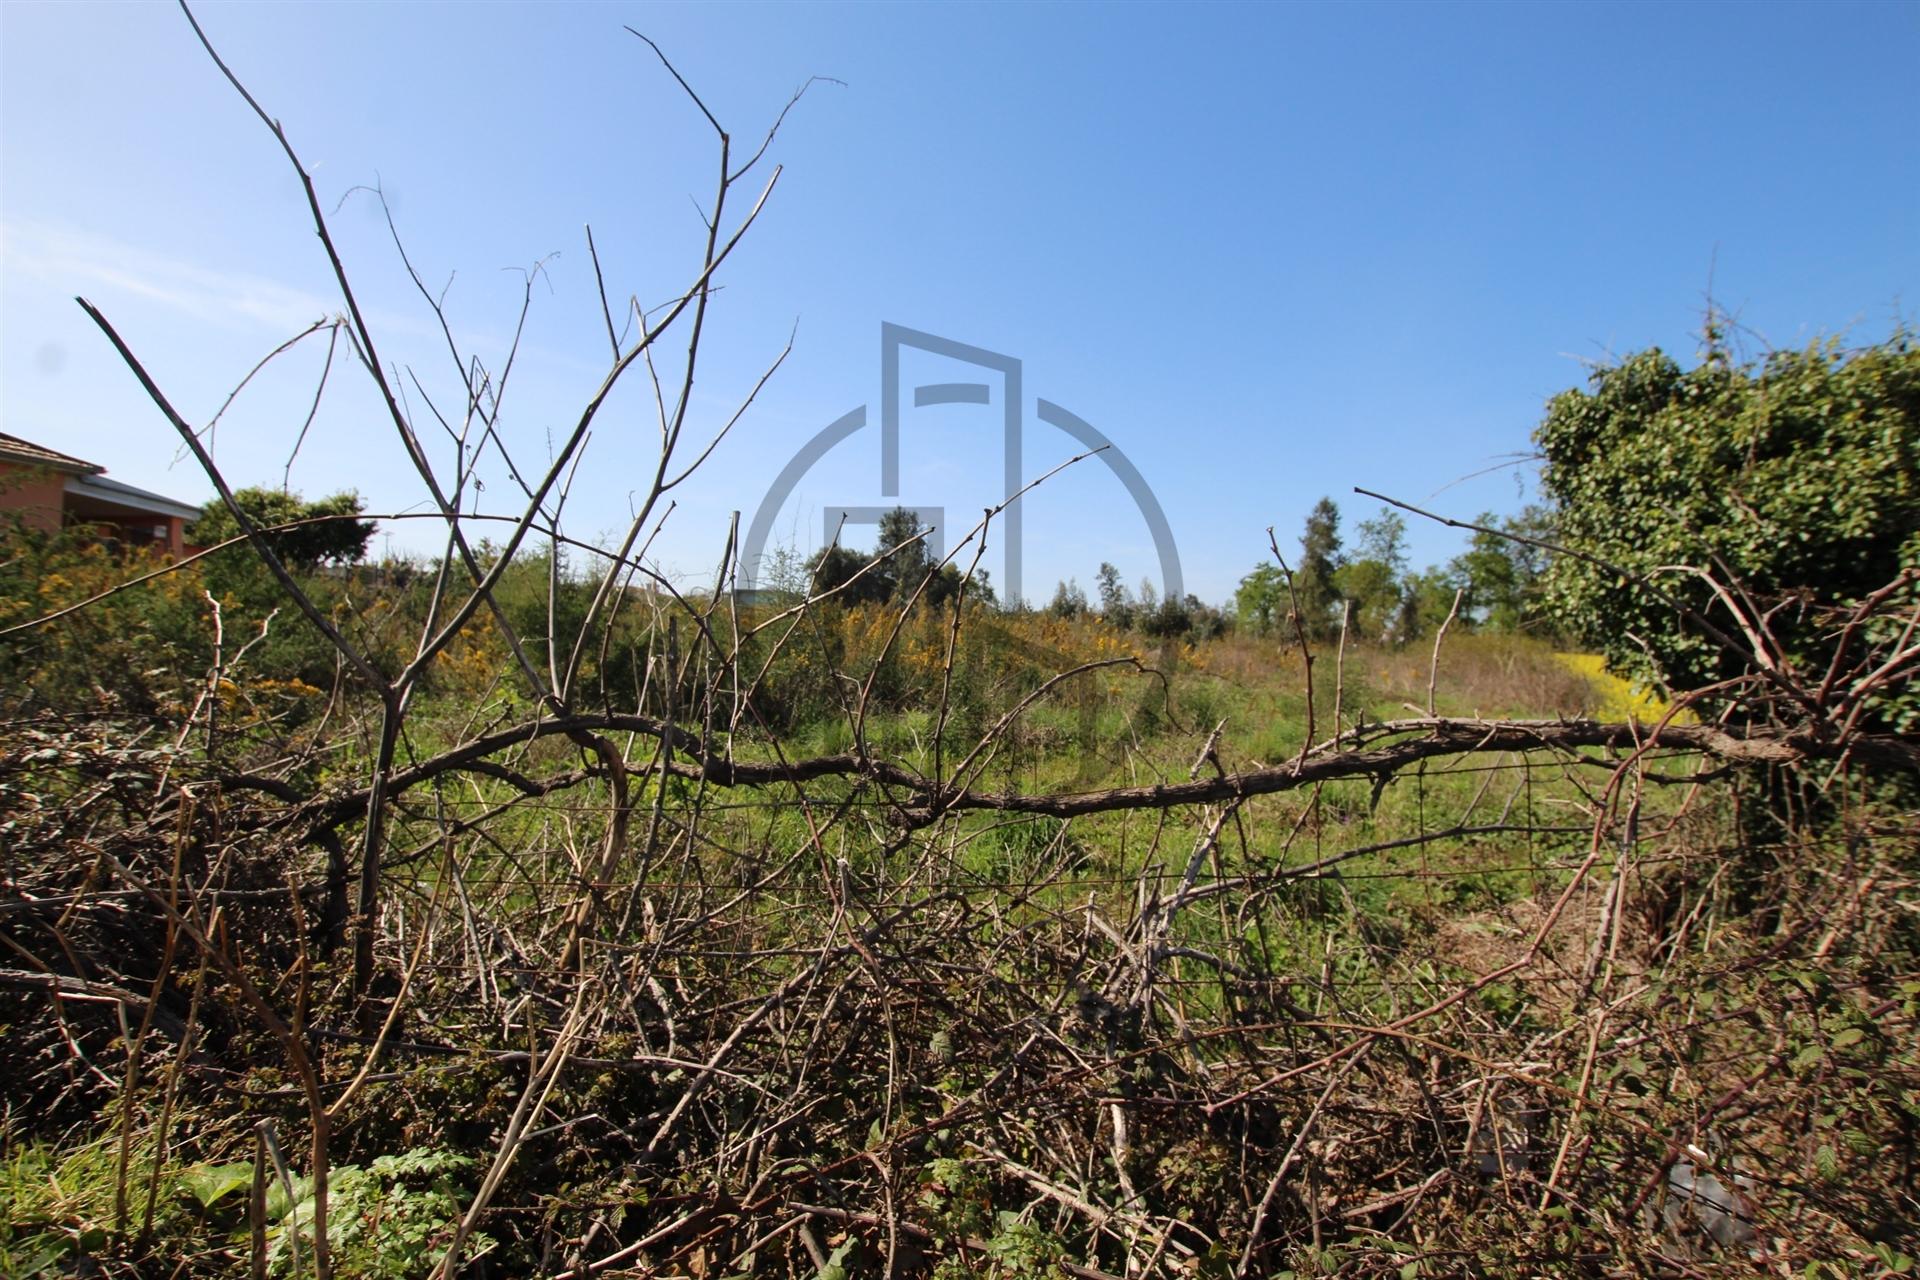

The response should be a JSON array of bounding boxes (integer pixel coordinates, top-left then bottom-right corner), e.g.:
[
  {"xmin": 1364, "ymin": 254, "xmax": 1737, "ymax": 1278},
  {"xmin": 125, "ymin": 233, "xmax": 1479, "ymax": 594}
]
[{"xmin": 3, "ymin": 1, "xmax": 1914, "ymax": 606}]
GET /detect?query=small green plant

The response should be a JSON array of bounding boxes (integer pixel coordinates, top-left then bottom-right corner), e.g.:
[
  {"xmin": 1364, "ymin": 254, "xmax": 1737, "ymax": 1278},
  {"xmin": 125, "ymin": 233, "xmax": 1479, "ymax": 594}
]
[
  {"xmin": 178, "ymin": 1161, "xmax": 256, "ymax": 1214},
  {"xmin": 919, "ymin": 1156, "xmax": 992, "ymax": 1241},
  {"xmin": 982, "ymin": 1212, "xmax": 1064, "ymax": 1278},
  {"xmin": 264, "ymin": 1147, "xmax": 486, "ymax": 1279}
]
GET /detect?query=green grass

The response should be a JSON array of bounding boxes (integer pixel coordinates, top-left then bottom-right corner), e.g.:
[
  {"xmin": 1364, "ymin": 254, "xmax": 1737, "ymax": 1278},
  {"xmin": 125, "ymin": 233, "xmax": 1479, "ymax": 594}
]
[{"xmin": 0, "ymin": 1133, "xmax": 201, "ymax": 1276}]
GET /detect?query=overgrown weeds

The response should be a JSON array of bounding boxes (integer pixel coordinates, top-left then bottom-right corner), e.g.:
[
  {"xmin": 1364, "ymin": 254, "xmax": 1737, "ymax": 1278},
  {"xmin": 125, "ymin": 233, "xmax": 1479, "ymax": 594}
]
[{"xmin": 5, "ymin": 535, "xmax": 1916, "ymax": 1275}]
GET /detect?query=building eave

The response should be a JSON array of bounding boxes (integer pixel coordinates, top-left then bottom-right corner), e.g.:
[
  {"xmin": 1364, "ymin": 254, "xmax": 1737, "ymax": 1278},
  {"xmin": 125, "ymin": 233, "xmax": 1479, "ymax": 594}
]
[{"xmin": 63, "ymin": 474, "xmax": 202, "ymax": 523}]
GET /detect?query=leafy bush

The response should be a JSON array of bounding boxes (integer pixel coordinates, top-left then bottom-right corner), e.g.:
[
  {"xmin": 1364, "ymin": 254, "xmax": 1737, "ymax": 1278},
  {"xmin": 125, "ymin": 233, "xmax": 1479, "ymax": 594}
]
[
  {"xmin": 1536, "ymin": 332, "xmax": 1919, "ymax": 719},
  {"xmin": 188, "ymin": 487, "xmax": 374, "ymax": 568},
  {"xmin": 0, "ymin": 523, "xmax": 213, "ymax": 714}
]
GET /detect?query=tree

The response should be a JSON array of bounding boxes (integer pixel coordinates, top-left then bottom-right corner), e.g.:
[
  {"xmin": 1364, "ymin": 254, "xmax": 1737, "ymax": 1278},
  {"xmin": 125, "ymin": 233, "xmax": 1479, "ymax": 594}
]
[
  {"xmin": 1182, "ymin": 593, "xmax": 1229, "ymax": 641},
  {"xmin": 1139, "ymin": 593, "xmax": 1193, "ymax": 638},
  {"xmin": 1294, "ymin": 497, "xmax": 1343, "ymax": 640},
  {"xmin": 802, "ymin": 508, "xmax": 981, "ymax": 609},
  {"xmin": 1399, "ymin": 565, "xmax": 1462, "ymax": 639},
  {"xmin": 1448, "ymin": 520, "xmax": 1516, "ymax": 628},
  {"xmin": 1095, "ymin": 561, "xmax": 1133, "ymax": 627},
  {"xmin": 1047, "ymin": 578, "xmax": 1089, "ymax": 618},
  {"xmin": 188, "ymin": 487, "xmax": 374, "ymax": 568},
  {"xmin": 1334, "ymin": 507, "xmax": 1409, "ymax": 642},
  {"xmin": 1234, "ymin": 562, "xmax": 1286, "ymax": 635},
  {"xmin": 1448, "ymin": 514, "xmax": 1513, "ymax": 630},
  {"xmin": 877, "ymin": 505, "xmax": 933, "ymax": 603},
  {"xmin": 1332, "ymin": 557, "xmax": 1397, "ymax": 642},
  {"xmin": 1439, "ymin": 505, "xmax": 1555, "ymax": 634},
  {"xmin": 1355, "ymin": 509, "xmax": 1408, "ymax": 579},
  {"xmin": 757, "ymin": 543, "xmax": 811, "ymax": 602},
  {"xmin": 1536, "ymin": 333, "xmax": 1919, "ymax": 718},
  {"xmin": 804, "ymin": 543, "xmax": 885, "ymax": 604}
]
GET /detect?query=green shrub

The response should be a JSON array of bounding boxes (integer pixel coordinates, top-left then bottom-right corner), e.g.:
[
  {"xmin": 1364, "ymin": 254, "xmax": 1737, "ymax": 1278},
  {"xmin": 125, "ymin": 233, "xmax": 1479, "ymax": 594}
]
[{"xmin": 1537, "ymin": 332, "xmax": 1918, "ymax": 728}]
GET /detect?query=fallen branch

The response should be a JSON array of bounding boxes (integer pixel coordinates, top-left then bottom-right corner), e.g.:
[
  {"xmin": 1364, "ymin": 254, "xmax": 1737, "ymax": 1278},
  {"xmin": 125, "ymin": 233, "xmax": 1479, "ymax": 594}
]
[{"xmin": 290, "ymin": 712, "xmax": 1915, "ymax": 832}]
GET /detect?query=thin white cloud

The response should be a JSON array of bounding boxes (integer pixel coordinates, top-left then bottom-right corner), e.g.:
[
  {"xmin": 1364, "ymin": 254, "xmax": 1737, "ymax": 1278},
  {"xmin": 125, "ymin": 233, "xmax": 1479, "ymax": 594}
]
[{"xmin": 1, "ymin": 219, "xmax": 342, "ymax": 333}]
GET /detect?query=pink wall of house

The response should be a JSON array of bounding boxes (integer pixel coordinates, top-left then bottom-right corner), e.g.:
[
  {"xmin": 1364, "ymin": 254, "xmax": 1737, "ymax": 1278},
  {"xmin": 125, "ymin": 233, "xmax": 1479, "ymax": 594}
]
[
  {"xmin": 1, "ymin": 461, "xmax": 189, "ymax": 556},
  {"xmin": 0, "ymin": 463, "xmax": 68, "ymax": 536}
]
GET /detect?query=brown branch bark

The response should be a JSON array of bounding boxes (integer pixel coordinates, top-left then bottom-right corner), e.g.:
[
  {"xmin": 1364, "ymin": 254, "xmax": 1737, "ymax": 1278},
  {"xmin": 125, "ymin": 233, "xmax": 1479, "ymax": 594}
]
[{"xmin": 290, "ymin": 712, "xmax": 1915, "ymax": 836}]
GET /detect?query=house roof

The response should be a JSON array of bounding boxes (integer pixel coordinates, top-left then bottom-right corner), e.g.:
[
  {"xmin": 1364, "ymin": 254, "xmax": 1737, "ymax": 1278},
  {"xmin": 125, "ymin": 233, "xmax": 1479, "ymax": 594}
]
[
  {"xmin": 64, "ymin": 473, "xmax": 203, "ymax": 523},
  {"xmin": 0, "ymin": 432, "xmax": 104, "ymax": 476},
  {"xmin": 0, "ymin": 432, "xmax": 201, "ymax": 522}
]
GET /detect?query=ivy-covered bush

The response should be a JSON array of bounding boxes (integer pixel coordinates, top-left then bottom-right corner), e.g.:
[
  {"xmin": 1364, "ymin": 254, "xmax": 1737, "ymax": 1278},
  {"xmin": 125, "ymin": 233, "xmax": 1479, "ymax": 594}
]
[{"xmin": 1536, "ymin": 330, "xmax": 1918, "ymax": 727}]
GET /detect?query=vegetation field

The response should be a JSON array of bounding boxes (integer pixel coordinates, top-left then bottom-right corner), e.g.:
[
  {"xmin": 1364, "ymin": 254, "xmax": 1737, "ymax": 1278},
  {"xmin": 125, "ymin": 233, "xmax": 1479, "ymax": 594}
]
[{"xmin": 3, "ymin": 514, "xmax": 1916, "ymax": 1278}]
